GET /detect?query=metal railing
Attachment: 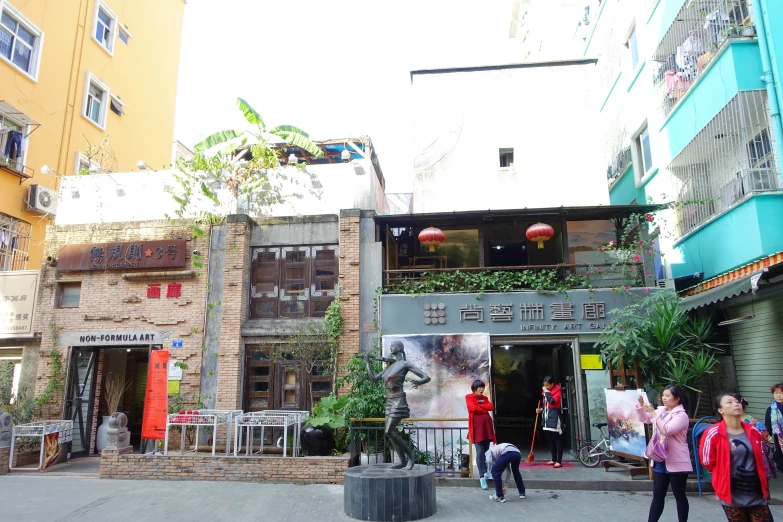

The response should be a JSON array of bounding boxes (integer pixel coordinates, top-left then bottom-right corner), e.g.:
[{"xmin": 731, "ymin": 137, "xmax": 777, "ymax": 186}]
[
  {"xmin": 0, "ymin": 154, "xmax": 33, "ymax": 179},
  {"xmin": 348, "ymin": 418, "xmax": 470, "ymax": 478},
  {"xmin": 669, "ymin": 90, "xmax": 779, "ymax": 237},
  {"xmin": 653, "ymin": 0, "xmax": 753, "ymax": 119},
  {"xmin": 607, "ymin": 146, "xmax": 632, "ymax": 186},
  {"xmin": 383, "ymin": 263, "xmax": 644, "ymax": 293},
  {"xmin": 0, "ymin": 212, "xmax": 31, "ymax": 271}
]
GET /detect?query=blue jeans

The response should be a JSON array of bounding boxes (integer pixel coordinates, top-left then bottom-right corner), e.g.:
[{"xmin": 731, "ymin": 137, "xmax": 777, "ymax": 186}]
[
  {"xmin": 474, "ymin": 440, "xmax": 491, "ymax": 477},
  {"xmin": 491, "ymin": 451, "xmax": 525, "ymax": 498}
]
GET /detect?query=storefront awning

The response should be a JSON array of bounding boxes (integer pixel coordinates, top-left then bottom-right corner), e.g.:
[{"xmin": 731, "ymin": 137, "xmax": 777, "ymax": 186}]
[{"xmin": 679, "ymin": 271, "xmax": 766, "ymax": 311}]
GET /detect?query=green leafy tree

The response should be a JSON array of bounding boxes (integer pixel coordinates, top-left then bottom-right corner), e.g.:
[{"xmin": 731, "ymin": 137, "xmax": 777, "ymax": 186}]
[
  {"xmin": 597, "ymin": 290, "xmax": 723, "ymax": 415},
  {"xmin": 168, "ymin": 98, "xmax": 324, "ymax": 232}
]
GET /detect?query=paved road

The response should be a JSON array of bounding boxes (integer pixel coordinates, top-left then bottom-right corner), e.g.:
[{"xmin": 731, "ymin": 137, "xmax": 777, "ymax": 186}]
[{"xmin": 2, "ymin": 475, "xmax": 782, "ymax": 521}]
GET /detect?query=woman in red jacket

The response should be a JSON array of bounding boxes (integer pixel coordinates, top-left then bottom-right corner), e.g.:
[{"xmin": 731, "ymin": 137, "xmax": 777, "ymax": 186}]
[
  {"xmin": 466, "ymin": 379, "xmax": 496, "ymax": 490},
  {"xmin": 536, "ymin": 376, "xmax": 564, "ymax": 467},
  {"xmin": 700, "ymin": 393, "xmax": 772, "ymax": 522}
]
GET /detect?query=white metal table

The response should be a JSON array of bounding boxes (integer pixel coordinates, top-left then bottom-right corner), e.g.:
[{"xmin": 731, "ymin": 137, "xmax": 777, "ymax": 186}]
[
  {"xmin": 164, "ymin": 410, "xmax": 242, "ymax": 456},
  {"xmin": 9, "ymin": 420, "xmax": 73, "ymax": 471},
  {"xmin": 233, "ymin": 410, "xmax": 307, "ymax": 457}
]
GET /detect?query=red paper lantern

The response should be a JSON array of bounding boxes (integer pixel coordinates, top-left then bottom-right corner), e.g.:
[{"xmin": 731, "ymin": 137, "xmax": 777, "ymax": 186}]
[
  {"xmin": 418, "ymin": 227, "xmax": 445, "ymax": 252},
  {"xmin": 526, "ymin": 223, "xmax": 555, "ymax": 249}
]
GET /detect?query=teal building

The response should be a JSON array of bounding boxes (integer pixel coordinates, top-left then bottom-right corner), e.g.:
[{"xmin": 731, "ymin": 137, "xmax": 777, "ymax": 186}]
[{"xmin": 588, "ymin": 0, "xmax": 783, "ymax": 417}]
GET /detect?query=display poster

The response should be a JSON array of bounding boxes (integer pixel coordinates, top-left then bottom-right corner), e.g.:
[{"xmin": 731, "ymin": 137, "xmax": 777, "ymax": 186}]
[
  {"xmin": 604, "ymin": 389, "xmax": 647, "ymax": 459},
  {"xmin": 141, "ymin": 350, "xmax": 169, "ymax": 440},
  {"xmin": 381, "ymin": 333, "xmax": 491, "ymax": 421},
  {"xmin": 41, "ymin": 422, "xmax": 71, "ymax": 469},
  {"xmin": 580, "ymin": 354, "xmax": 603, "ymax": 370}
]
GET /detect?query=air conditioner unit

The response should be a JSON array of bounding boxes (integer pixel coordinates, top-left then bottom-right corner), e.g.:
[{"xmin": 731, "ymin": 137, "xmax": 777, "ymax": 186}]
[
  {"xmin": 655, "ymin": 279, "xmax": 675, "ymax": 289},
  {"xmin": 26, "ymin": 184, "xmax": 57, "ymax": 215}
]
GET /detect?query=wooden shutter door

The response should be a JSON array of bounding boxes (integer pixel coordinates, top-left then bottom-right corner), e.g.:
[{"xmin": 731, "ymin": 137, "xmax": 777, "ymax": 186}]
[
  {"xmin": 280, "ymin": 246, "xmax": 310, "ymax": 317},
  {"xmin": 250, "ymin": 248, "xmax": 280, "ymax": 318}
]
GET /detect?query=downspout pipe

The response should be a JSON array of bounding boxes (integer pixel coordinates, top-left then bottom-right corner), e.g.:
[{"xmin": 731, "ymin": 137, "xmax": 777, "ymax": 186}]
[{"xmin": 755, "ymin": 0, "xmax": 783, "ymax": 175}]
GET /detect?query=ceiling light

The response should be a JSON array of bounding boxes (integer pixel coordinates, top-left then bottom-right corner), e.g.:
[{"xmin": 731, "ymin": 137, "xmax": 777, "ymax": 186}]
[
  {"xmin": 137, "ymin": 160, "xmax": 148, "ymax": 170},
  {"xmin": 501, "ymin": 345, "xmax": 511, "ymax": 350},
  {"xmin": 287, "ymin": 153, "xmax": 297, "ymax": 165},
  {"xmin": 40, "ymin": 165, "xmax": 52, "ymax": 175},
  {"xmin": 341, "ymin": 149, "xmax": 351, "ymax": 161}
]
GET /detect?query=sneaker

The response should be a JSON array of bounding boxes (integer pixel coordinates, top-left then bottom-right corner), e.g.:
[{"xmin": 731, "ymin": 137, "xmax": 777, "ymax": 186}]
[
  {"xmin": 489, "ymin": 494, "xmax": 506, "ymax": 503},
  {"xmin": 519, "ymin": 494, "xmax": 526, "ymax": 499},
  {"xmin": 484, "ymin": 472, "xmax": 491, "ymax": 480},
  {"xmin": 480, "ymin": 477, "xmax": 488, "ymax": 489}
]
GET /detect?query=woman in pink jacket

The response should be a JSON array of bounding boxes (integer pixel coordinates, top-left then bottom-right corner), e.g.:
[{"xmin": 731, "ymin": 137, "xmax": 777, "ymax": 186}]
[{"xmin": 636, "ymin": 384, "xmax": 692, "ymax": 522}]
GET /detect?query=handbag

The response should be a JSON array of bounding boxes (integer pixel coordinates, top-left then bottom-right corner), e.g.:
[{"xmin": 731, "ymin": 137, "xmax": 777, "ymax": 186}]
[
  {"xmin": 645, "ymin": 414, "xmax": 669, "ymax": 463},
  {"xmin": 730, "ymin": 439, "xmax": 762, "ymax": 495}
]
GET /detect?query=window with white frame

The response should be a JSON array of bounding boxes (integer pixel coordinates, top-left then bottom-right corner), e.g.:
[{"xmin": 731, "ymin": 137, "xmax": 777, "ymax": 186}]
[
  {"xmin": 0, "ymin": 113, "xmax": 27, "ymax": 173},
  {"xmin": 92, "ymin": 1, "xmax": 117, "ymax": 54},
  {"xmin": 83, "ymin": 73, "xmax": 109, "ymax": 128},
  {"xmin": 0, "ymin": 6, "xmax": 42, "ymax": 78},
  {"xmin": 635, "ymin": 125, "xmax": 653, "ymax": 175},
  {"xmin": 118, "ymin": 25, "xmax": 131, "ymax": 45},
  {"xmin": 625, "ymin": 26, "xmax": 639, "ymax": 69},
  {"xmin": 75, "ymin": 152, "xmax": 99, "ymax": 175}
]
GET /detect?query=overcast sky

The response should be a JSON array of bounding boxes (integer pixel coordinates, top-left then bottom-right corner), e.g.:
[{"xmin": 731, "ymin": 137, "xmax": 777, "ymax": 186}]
[{"xmin": 172, "ymin": 0, "xmax": 525, "ymax": 192}]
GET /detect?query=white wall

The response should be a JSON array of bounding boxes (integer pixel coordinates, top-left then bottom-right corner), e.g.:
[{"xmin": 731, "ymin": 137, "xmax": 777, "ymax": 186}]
[
  {"xmin": 55, "ymin": 159, "xmax": 386, "ymax": 225},
  {"xmin": 411, "ymin": 62, "xmax": 608, "ymax": 213}
]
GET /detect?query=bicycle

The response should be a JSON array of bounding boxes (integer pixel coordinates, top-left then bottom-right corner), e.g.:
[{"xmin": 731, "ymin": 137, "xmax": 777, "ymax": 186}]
[{"xmin": 578, "ymin": 422, "xmax": 615, "ymax": 468}]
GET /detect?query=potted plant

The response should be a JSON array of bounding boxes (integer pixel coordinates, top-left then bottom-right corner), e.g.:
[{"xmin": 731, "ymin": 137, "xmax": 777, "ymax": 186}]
[
  {"xmin": 740, "ymin": 25, "xmax": 756, "ymax": 37},
  {"xmin": 301, "ymin": 393, "xmax": 349, "ymax": 456},
  {"xmin": 97, "ymin": 373, "xmax": 131, "ymax": 452}
]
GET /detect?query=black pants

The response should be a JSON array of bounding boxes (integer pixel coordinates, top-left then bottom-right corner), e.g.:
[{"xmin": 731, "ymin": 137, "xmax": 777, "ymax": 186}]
[
  {"xmin": 649, "ymin": 471, "xmax": 689, "ymax": 522},
  {"xmin": 474, "ymin": 440, "xmax": 491, "ymax": 477},
  {"xmin": 547, "ymin": 431, "xmax": 563, "ymax": 464}
]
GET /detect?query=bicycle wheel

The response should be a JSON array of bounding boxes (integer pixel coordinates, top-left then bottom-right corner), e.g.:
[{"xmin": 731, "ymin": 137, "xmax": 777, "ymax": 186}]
[
  {"xmin": 578, "ymin": 444, "xmax": 601, "ymax": 468},
  {"xmin": 603, "ymin": 444, "xmax": 615, "ymax": 460}
]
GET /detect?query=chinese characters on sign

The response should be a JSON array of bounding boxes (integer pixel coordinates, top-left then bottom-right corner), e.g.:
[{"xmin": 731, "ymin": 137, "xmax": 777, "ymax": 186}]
[
  {"xmin": 449, "ymin": 301, "xmax": 608, "ymax": 331},
  {"xmin": 0, "ymin": 271, "xmax": 38, "ymax": 337},
  {"xmin": 57, "ymin": 240, "xmax": 187, "ymax": 271},
  {"xmin": 146, "ymin": 283, "xmax": 183, "ymax": 300}
]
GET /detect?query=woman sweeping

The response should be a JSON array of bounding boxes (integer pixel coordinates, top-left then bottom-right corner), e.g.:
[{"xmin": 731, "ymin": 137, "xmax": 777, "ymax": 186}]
[
  {"xmin": 536, "ymin": 377, "xmax": 564, "ymax": 467},
  {"xmin": 701, "ymin": 393, "xmax": 772, "ymax": 522}
]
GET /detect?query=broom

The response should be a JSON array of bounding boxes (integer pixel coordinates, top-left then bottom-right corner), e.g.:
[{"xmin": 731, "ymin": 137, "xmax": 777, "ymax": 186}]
[{"xmin": 526, "ymin": 401, "xmax": 541, "ymax": 463}]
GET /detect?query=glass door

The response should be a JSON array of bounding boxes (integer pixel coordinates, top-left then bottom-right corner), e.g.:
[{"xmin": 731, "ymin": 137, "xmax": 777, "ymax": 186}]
[{"xmin": 64, "ymin": 347, "xmax": 97, "ymax": 457}]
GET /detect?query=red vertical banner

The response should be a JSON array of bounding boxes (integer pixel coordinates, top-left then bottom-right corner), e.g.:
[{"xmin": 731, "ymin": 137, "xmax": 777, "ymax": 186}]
[{"xmin": 141, "ymin": 350, "xmax": 170, "ymax": 440}]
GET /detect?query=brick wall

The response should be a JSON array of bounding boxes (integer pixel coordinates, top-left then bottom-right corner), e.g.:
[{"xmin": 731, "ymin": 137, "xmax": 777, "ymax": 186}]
[
  {"xmin": 215, "ymin": 217, "xmax": 251, "ymax": 410},
  {"xmin": 0, "ymin": 446, "xmax": 8, "ymax": 474},
  {"xmin": 337, "ymin": 211, "xmax": 361, "ymax": 391},
  {"xmin": 33, "ymin": 220, "xmax": 209, "ymax": 427},
  {"xmin": 100, "ymin": 449, "xmax": 348, "ymax": 484}
]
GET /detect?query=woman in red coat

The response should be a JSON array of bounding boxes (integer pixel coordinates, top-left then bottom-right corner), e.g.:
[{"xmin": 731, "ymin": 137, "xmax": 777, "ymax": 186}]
[
  {"xmin": 700, "ymin": 393, "xmax": 772, "ymax": 522},
  {"xmin": 466, "ymin": 379, "xmax": 496, "ymax": 490}
]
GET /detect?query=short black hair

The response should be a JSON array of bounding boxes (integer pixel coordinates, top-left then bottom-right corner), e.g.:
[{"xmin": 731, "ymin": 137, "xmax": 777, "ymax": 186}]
[
  {"xmin": 471, "ymin": 380, "xmax": 485, "ymax": 391},
  {"xmin": 663, "ymin": 384, "xmax": 688, "ymax": 411},
  {"xmin": 543, "ymin": 376, "xmax": 555, "ymax": 385}
]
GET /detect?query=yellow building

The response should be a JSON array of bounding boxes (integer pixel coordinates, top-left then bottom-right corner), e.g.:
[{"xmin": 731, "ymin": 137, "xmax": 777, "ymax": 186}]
[{"xmin": 0, "ymin": 0, "xmax": 186, "ymax": 272}]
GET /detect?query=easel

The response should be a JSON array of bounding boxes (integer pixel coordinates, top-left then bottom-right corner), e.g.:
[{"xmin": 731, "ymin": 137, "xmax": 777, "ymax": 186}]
[{"xmin": 601, "ymin": 356, "xmax": 652, "ymax": 479}]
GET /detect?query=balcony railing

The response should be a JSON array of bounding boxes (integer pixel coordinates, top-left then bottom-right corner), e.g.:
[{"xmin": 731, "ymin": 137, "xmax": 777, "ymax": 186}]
[
  {"xmin": 383, "ymin": 263, "xmax": 645, "ymax": 294},
  {"xmin": 607, "ymin": 146, "xmax": 632, "ymax": 186},
  {"xmin": 652, "ymin": 0, "xmax": 753, "ymax": 120},
  {"xmin": 0, "ymin": 212, "xmax": 31, "ymax": 271},
  {"xmin": 669, "ymin": 90, "xmax": 779, "ymax": 237}
]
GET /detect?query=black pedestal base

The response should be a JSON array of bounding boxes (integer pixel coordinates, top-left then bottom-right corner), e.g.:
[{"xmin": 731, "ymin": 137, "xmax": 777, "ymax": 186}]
[{"xmin": 344, "ymin": 464, "xmax": 437, "ymax": 521}]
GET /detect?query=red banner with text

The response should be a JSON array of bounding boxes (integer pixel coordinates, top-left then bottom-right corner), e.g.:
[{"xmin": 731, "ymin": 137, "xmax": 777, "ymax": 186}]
[{"xmin": 141, "ymin": 350, "xmax": 169, "ymax": 440}]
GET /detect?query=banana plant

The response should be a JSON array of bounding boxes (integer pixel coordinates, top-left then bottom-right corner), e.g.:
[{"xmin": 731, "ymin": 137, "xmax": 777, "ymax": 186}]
[{"xmin": 194, "ymin": 97, "xmax": 324, "ymax": 158}]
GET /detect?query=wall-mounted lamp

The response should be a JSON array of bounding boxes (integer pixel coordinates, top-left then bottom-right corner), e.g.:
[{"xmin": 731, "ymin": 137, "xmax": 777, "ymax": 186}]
[
  {"xmin": 287, "ymin": 153, "xmax": 298, "ymax": 165},
  {"xmin": 40, "ymin": 165, "xmax": 53, "ymax": 175},
  {"xmin": 137, "ymin": 160, "xmax": 148, "ymax": 170},
  {"xmin": 341, "ymin": 148, "xmax": 351, "ymax": 161}
]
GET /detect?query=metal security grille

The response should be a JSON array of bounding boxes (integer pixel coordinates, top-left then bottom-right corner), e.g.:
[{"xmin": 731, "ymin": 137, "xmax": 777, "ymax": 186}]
[
  {"xmin": 668, "ymin": 90, "xmax": 779, "ymax": 236},
  {"xmin": 0, "ymin": 212, "xmax": 30, "ymax": 271},
  {"xmin": 652, "ymin": 0, "xmax": 752, "ymax": 119}
]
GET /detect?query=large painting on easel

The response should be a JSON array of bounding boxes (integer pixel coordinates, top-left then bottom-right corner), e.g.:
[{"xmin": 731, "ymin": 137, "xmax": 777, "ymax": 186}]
[{"xmin": 604, "ymin": 389, "xmax": 647, "ymax": 459}]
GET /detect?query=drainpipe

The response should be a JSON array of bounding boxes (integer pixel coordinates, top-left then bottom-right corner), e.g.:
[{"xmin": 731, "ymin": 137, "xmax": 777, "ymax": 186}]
[{"xmin": 755, "ymin": 0, "xmax": 783, "ymax": 174}]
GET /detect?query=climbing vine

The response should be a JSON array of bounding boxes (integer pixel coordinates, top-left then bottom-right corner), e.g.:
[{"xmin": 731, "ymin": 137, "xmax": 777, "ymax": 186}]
[{"xmin": 35, "ymin": 324, "xmax": 66, "ymax": 418}]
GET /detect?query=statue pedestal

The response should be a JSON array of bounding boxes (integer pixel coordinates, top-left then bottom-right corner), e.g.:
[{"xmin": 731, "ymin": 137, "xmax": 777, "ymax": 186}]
[{"xmin": 344, "ymin": 464, "xmax": 436, "ymax": 521}]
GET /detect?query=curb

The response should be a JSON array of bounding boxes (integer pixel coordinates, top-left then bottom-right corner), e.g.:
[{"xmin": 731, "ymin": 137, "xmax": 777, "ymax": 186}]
[{"xmin": 435, "ymin": 477, "xmax": 714, "ymax": 493}]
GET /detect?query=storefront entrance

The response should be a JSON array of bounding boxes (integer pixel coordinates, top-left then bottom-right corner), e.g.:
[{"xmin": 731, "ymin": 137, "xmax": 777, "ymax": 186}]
[
  {"xmin": 65, "ymin": 346, "xmax": 152, "ymax": 457},
  {"xmin": 490, "ymin": 340, "xmax": 578, "ymax": 457}
]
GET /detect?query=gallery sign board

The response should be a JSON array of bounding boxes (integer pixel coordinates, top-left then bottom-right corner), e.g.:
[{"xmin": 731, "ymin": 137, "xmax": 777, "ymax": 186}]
[
  {"xmin": 57, "ymin": 240, "xmax": 187, "ymax": 271},
  {"xmin": 58, "ymin": 330, "xmax": 171, "ymax": 346},
  {"xmin": 0, "ymin": 270, "xmax": 39, "ymax": 338},
  {"xmin": 379, "ymin": 289, "xmax": 654, "ymax": 336}
]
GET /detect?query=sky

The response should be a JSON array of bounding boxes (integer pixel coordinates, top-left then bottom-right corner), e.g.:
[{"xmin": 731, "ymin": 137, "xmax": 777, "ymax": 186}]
[{"xmin": 172, "ymin": 1, "xmax": 584, "ymax": 192}]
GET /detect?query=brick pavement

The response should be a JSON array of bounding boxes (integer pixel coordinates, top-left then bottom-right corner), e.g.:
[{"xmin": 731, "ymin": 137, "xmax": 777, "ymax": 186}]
[{"xmin": 2, "ymin": 475, "xmax": 783, "ymax": 521}]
